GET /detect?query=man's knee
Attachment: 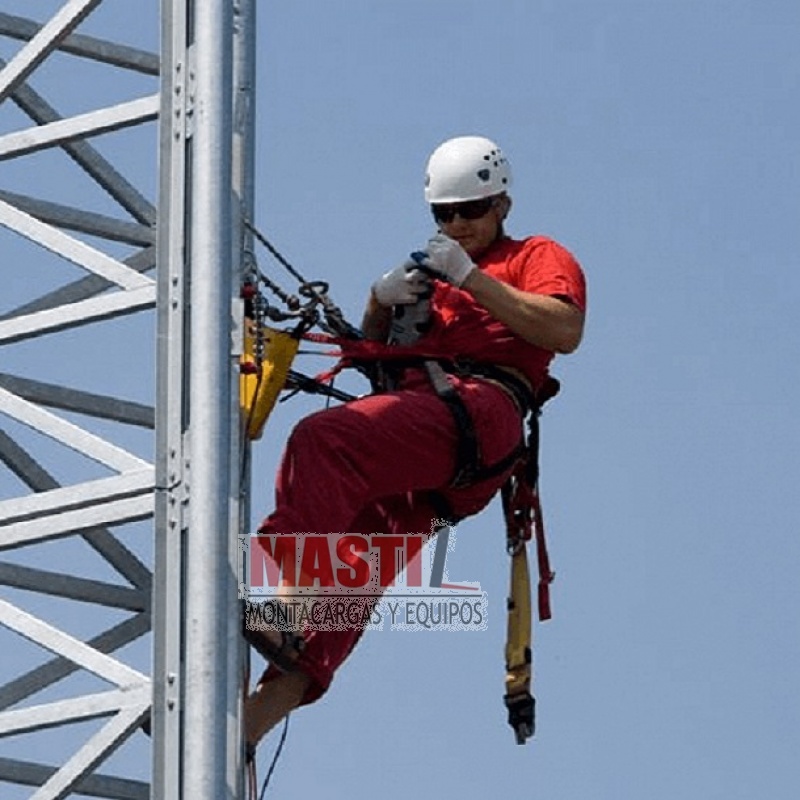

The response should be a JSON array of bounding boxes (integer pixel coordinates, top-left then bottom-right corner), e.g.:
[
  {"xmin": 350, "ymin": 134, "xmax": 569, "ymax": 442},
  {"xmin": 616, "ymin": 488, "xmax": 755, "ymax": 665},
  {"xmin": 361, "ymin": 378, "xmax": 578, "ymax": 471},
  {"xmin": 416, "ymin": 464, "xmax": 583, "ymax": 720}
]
[{"xmin": 288, "ymin": 409, "xmax": 346, "ymax": 455}]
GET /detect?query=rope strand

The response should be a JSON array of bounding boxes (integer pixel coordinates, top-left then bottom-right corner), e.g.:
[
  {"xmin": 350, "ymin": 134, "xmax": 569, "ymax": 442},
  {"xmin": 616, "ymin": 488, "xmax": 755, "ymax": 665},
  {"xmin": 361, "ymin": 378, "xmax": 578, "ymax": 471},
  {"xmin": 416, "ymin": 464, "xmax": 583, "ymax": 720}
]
[{"xmin": 258, "ymin": 715, "xmax": 290, "ymax": 799}]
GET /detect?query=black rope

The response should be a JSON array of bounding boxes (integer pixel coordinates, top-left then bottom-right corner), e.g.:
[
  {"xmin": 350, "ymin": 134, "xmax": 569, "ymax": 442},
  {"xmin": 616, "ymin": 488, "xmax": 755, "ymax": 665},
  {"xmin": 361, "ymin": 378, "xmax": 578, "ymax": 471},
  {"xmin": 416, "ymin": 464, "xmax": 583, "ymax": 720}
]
[
  {"xmin": 244, "ymin": 219, "xmax": 363, "ymax": 340},
  {"xmin": 246, "ymin": 220, "xmax": 307, "ymax": 286},
  {"xmin": 241, "ymin": 219, "xmax": 384, "ymax": 399},
  {"xmin": 258, "ymin": 715, "xmax": 290, "ymax": 800},
  {"xmin": 282, "ymin": 369, "xmax": 356, "ymax": 403}
]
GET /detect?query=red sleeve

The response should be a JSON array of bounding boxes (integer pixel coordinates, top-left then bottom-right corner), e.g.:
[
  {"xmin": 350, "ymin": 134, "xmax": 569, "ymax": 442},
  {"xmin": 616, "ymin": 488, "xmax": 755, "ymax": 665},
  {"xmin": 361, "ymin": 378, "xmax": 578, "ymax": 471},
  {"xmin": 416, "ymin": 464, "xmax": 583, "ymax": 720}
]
[{"xmin": 513, "ymin": 237, "xmax": 587, "ymax": 312}]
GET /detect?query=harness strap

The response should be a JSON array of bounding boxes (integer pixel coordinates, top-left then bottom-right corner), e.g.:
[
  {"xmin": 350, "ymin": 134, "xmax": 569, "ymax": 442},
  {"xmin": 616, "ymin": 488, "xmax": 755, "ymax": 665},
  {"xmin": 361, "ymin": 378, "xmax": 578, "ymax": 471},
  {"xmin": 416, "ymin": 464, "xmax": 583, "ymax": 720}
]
[
  {"xmin": 440, "ymin": 360, "xmax": 536, "ymax": 412},
  {"xmin": 501, "ymin": 424, "xmax": 555, "ymax": 622},
  {"xmin": 423, "ymin": 360, "xmax": 534, "ymax": 489},
  {"xmin": 504, "ymin": 543, "xmax": 535, "ymax": 744},
  {"xmin": 423, "ymin": 361, "xmax": 483, "ymax": 489},
  {"xmin": 532, "ymin": 489, "xmax": 555, "ymax": 621}
]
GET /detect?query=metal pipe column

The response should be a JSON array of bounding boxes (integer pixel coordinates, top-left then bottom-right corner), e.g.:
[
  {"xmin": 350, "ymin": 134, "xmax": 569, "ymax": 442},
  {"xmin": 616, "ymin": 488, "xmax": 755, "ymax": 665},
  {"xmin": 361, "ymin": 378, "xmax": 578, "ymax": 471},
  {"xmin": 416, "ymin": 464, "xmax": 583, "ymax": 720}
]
[
  {"xmin": 226, "ymin": 0, "xmax": 258, "ymax": 792},
  {"xmin": 182, "ymin": 0, "xmax": 234, "ymax": 796}
]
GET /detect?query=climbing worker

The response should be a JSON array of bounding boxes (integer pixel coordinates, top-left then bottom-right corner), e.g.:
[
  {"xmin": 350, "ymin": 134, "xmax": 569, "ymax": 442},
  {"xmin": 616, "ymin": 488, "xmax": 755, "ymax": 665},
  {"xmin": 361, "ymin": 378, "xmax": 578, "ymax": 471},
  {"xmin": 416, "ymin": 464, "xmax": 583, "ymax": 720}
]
[{"xmin": 244, "ymin": 134, "xmax": 587, "ymax": 749}]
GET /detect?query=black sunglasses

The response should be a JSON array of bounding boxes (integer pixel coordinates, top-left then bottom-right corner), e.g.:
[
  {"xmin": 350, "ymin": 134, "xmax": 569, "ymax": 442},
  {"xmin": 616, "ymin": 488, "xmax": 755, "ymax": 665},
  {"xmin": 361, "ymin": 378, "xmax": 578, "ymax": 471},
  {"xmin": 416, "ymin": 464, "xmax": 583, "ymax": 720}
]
[{"xmin": 431, "ymin": 196, "xmax": 496, "ymax": 224}]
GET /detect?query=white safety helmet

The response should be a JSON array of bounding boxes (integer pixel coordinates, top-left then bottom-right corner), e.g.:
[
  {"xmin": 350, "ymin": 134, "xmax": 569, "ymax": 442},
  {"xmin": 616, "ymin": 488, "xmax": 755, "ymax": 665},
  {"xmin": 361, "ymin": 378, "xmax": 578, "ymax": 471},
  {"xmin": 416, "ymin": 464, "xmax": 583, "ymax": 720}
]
[{"xmin": 424, "ymin": 135, "xmax": 512, "ymax": 204}]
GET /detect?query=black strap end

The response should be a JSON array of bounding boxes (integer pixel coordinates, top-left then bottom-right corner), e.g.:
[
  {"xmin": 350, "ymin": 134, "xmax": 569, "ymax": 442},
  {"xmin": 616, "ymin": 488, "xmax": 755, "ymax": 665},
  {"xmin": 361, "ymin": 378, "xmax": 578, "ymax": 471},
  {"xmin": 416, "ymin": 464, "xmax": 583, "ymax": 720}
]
[{"xmin": 504, "ymin": 691, "xmax": 536, "ymax": 745}]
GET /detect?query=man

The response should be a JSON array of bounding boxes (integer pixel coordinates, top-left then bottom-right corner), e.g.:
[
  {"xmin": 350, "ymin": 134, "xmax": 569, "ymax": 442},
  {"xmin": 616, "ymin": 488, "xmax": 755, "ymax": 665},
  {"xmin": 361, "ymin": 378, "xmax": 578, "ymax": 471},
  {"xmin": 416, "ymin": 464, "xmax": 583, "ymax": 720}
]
[{"xmin": 244, "ymin": 135, "xmax": 586, "ymax": 749}]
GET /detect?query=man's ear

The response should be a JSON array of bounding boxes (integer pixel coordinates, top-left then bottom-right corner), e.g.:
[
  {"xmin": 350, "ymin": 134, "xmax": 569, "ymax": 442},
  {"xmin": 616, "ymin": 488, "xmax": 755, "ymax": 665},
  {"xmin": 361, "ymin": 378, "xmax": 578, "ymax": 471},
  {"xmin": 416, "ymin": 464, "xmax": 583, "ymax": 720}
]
[{"xmin": 498, "ymin": 193, "xmax": 512, "ymax": 221}]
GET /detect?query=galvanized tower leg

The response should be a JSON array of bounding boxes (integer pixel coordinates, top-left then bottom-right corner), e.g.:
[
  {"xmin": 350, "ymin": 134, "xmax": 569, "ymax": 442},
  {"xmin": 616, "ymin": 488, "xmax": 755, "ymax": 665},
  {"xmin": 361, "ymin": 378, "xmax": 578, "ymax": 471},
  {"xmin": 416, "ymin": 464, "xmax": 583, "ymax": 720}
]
[
  {"xmin": 155, "ymin": 0, "xmax": 254, "ymax": 798},
  {"xmin": 0, "ymin": 1, "xmax": 256, "ymax": 797},
  {"xmin": 154, "ymin": 0, "xmax": 253, "ymax": 796}
]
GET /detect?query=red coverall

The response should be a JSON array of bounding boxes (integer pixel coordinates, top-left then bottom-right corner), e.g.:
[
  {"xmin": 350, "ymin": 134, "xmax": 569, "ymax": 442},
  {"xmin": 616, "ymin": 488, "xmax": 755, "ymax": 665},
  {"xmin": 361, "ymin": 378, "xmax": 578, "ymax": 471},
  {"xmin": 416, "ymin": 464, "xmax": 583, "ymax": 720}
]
[{"xmin": 256, "ymin": 235, "xmax": 587, "ymax": 705}]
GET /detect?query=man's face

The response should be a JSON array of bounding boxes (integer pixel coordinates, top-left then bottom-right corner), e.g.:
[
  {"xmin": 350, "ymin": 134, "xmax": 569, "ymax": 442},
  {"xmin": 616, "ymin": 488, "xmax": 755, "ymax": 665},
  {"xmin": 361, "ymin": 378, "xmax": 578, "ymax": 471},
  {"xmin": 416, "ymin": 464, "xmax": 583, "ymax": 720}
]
[{"xmin": 432, "ymin": 194, "xmax": 509, "ymax": 259}]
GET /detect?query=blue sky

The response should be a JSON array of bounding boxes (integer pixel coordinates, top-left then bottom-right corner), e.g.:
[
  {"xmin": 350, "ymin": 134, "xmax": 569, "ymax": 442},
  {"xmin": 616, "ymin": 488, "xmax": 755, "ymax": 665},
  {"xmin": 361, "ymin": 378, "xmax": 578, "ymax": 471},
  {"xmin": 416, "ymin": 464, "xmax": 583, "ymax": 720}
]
[
  {"xmin": 1, "ymin": 2, "xmax": 799, "ymax": 798},
  {"xmin": 249, "ymin": 4, "xmax": 800, "ymax": 798}
]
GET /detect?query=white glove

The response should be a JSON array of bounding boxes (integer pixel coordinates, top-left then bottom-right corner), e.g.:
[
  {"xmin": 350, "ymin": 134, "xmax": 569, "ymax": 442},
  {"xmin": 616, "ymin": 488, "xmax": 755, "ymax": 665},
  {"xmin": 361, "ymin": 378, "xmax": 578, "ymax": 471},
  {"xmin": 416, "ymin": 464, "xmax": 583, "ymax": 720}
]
[
  {"xmin": 421, "ymin": 233, "xmax": 476, "ymax": 287},
  {"xmin": 372, "ymin": 261, "xmax": 431, "ymax": 306}
]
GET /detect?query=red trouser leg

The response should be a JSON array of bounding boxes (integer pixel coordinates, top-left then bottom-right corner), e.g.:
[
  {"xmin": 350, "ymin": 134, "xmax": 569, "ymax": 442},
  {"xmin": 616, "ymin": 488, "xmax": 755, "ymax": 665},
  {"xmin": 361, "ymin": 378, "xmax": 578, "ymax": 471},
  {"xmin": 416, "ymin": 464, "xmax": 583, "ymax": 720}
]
[
  {"xmin": 255, "ymin": 378, "xmax": 522, "ymax": 703},
  {"xmin": 266, "ymin": 497, "xmax": 438, "ymax": 705}
]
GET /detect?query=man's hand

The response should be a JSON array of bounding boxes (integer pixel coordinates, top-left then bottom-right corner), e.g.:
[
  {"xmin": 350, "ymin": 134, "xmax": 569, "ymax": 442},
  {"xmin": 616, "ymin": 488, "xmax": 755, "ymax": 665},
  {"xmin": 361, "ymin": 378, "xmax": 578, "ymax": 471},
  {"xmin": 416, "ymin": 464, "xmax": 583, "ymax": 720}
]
[
  {"xmin": 372, "ymin": 261, "xmax": 430, "ymax": 306},
  {"xmin": 422, "ymin": 233, "xmax": 477, "ymax": 287}
]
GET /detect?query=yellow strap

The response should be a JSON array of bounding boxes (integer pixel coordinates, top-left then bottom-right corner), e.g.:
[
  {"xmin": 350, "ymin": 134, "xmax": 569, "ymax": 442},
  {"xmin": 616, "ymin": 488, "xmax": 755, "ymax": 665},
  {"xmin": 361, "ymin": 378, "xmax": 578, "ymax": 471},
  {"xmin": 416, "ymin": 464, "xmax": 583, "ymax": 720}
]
[
  {"xmin": 504, "ymin": 544, "xmax": 535, "ymax": 743},
  {"xmin": 505, "ymin": 545, "xmax": 532, "ymax": 698},
  {"xmin": 239, "ymin": 326, "xmax": 299, "ymax": 440}
]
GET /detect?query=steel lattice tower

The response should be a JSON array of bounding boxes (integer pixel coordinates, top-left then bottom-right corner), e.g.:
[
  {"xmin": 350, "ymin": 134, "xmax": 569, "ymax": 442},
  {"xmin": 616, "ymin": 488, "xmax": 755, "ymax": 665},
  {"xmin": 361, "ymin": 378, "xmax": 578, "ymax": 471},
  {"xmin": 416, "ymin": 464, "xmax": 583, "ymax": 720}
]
[{"xmin": 0, "ymin": 2, "xmax": 255, "ymax": 797}]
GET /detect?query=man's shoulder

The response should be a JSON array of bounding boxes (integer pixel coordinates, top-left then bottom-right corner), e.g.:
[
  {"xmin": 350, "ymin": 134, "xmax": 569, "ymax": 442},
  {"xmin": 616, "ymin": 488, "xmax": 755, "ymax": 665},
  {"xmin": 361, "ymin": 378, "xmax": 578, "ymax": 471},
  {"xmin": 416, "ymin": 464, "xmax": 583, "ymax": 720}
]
[
  {"xmin": 517, "ymin": 234, "xmax": 578, "ymax": 260},
  {"xmin": 488, "ymin": 235, "xmax": 585, "ymax": 308},
  {"xmin": 494, "ymin": 235, "xmax": 581, "ymax": 272}
]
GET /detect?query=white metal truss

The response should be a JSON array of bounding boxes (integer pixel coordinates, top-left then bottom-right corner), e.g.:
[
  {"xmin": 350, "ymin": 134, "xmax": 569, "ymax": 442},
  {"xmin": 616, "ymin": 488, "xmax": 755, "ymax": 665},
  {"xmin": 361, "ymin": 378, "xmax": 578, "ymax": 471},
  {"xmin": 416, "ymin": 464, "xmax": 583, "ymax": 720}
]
[{"xmin": 0, "ymin": 2, "xmax": 253, "ymax": 798}]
